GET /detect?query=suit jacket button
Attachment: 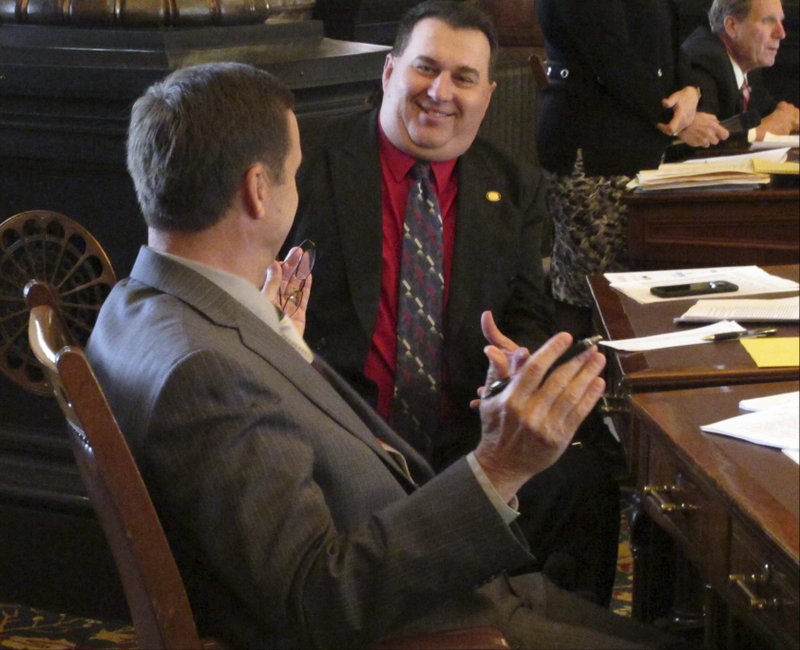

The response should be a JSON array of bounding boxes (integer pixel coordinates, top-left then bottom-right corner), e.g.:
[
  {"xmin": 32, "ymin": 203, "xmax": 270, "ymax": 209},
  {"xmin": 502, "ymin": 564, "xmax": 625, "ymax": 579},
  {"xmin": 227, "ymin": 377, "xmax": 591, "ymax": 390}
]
[{"xmin": 657, "ymin": 68, "xmax": 663, "ymax": 77}]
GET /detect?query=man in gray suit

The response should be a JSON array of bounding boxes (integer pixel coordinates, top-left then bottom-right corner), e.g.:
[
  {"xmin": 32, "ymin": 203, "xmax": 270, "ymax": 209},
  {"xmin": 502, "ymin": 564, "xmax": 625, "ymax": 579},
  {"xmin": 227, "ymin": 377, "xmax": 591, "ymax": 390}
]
[{"xmin": 87, "ymin": 62, "xmax": 673, "ymax": 649}]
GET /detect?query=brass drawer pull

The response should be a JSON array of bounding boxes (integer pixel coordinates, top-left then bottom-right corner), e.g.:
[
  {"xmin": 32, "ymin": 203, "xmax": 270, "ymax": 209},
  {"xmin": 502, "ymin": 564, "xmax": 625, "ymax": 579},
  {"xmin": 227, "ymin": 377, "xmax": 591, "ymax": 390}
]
[
  {"xmin": 599, "ymin": 394, "xmax": 628, "ymax": 414},
  {"xmin": 729, "ymin": 565, "xmax": 782, "ymax": 611},
  {"xmin": 643, "ymin": 484, "xmax": 699, "ymax": 513}
]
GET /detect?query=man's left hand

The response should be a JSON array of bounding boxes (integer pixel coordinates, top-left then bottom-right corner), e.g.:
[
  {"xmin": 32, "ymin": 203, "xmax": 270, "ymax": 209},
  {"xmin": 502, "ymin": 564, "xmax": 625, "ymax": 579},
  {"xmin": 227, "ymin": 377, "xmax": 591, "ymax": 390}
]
[{"xmin": 261, "ymin": 248, "xmax": 313, "ymax": 337}]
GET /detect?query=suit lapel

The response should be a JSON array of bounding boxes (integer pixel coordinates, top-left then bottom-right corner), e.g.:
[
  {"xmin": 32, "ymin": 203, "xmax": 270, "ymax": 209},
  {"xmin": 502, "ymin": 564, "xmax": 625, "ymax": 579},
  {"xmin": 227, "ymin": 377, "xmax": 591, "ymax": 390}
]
[
  {"xmin": 328, "ymin": 110, "xmax": 384, "ymax": 342},
  {"xmin": 130, "ymin": 247, "xmax": 423, "ymax": 490},
  {"xmin": 446, "ymin": 149, "xmax": 507, "ymax": 341}
]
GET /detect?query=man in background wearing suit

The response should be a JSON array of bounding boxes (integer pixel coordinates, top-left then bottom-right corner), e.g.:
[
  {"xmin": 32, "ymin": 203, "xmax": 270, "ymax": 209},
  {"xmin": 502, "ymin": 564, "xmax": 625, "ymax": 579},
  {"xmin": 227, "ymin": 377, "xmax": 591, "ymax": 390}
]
[
  {"xmin": 288, "ymin": 0, "xmax": 622, "ymax": 606},
  {"xmin": 682, "ymin": 0, "xmax": 799, "ymax": 140},
  {"xmin": 86, "ymin": 62, "xmax": 675, "ymax": 648}
]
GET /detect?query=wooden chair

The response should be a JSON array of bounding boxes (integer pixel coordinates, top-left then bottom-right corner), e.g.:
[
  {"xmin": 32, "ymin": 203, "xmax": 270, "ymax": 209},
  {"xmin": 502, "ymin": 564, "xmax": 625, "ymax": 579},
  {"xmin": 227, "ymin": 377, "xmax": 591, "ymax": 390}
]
[
  {"xmin": 25, "ymin": 279, "xmax": 217, "ymax": 650},
  {"xmin": 25, "ymin": 279, "xmax": 508, "ymax": 650}
]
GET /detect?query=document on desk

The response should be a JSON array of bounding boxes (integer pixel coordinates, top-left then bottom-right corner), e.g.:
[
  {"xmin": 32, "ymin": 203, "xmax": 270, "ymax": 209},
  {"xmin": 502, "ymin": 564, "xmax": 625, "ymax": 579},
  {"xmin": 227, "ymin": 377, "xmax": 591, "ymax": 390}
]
[
  {"xmin": 751, "ymin": 133, "xmax": 800, "ymax": 150},
  {"xmin": 606, "ymin": 265, "xmax": 799, "ymax": 304},
  {"xmin": 599, "ymin": 320, "xmax": 745, "ymax": 352},
  {"xmin": 739, "ymin": 390, "xmax": 800, "ymax": 412},
  {"xmin": 681, "ymin": 146, "xmax": 790, "ymax": 165},
  {"xmin": 701, "ymin": 390, "xmax": 800, "ymax": 453},
  {"xmin": 626, "ymin": 148, "xmax": 789, "ymax": 191},
  {"xmin": 675, "ymin": 296, "xmax": 800, "ymax": 323}
]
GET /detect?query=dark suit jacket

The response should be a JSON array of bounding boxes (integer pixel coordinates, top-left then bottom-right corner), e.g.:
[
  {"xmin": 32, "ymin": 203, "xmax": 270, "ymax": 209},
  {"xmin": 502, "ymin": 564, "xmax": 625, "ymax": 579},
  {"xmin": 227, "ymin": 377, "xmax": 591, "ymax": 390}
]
[
  {"xmin": 682, "ymin": 25, "xmax": 778, "ymax": 120},
  {"xmin": 536, "ymin": 0, "xmax": 686, "ymax": 175},
  {"xmin": 86, "ymin": 247, "xmax": 535, "ymax": 648},
  {"xmin": 289, "ymin": 108, "xmax": 554, "ymax": 468}
]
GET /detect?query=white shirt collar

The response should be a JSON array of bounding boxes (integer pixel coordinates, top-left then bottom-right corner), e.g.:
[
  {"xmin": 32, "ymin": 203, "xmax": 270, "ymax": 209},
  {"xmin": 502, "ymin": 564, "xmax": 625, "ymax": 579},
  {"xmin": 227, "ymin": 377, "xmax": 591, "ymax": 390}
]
[
  {"xmin": 728, "ymin": 54, "xmax": 747, "ymax": 90},
  {"xmin": 152, "ymin": 248, "xmax": 313, "ymax": 362}
]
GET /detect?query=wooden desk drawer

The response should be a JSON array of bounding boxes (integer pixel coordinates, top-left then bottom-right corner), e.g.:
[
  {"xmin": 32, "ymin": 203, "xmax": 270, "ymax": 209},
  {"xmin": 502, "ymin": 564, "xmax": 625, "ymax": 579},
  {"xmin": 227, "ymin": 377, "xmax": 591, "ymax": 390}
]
[
  {"xmin": 639, "ymin": 430, "xmax": 728, "ymax": 577},
  {"xmin": 727, "ymin": 518, "xmax": 800, "ymax": 648}
]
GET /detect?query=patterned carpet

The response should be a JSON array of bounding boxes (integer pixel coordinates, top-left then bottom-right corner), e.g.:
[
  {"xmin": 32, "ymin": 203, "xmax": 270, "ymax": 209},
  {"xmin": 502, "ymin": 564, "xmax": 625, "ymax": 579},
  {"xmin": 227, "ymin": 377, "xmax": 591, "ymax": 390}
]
[
  {"xmin": 0, "ymin": 504, "xmax": 635, "ymax": 648},
  {"xmin": 0, "ymin": 603, "xmax": 136, "ymax": 649}
]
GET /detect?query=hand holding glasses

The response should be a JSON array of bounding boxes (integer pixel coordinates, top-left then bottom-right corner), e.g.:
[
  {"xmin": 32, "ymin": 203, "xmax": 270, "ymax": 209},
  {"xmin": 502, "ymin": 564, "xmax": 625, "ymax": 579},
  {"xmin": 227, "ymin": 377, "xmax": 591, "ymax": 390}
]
[{"xmin": 279, "ymin": 239, "xmax": 316, "ymax": 318}]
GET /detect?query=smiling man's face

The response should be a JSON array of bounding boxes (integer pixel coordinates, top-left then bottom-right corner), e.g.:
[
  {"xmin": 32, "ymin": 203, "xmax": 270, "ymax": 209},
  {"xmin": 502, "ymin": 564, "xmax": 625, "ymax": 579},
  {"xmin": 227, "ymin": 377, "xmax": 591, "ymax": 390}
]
[
  {"xmin": 726, "ymin": 0, "xmax": 786, "ymax": 72},
  {"xmin": 378, "ymin": 17, "xmax": 496, "ymax": 162}
]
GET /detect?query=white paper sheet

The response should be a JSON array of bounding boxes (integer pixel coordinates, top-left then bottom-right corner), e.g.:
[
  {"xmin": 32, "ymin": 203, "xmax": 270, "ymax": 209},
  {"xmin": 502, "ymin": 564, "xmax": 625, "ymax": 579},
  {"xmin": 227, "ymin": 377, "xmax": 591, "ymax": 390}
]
[
  {"xmin": 700, "ymin": 408, "xmax": 800, "ymax": 450},
  {"xmin": 675, "ymin": 296, "xmax": 800, "ymax": 323},
  {"xmin": 682, "ymin": 146, "xmax": 790, "ymax": 164},
  {"xmin": 598, "ymin": 320, "xmax": 745, "ymax": 352},
  {"xmin": 739, "ymin": 391, "xmax": 800, "ymax": 413},
  {"xmin": 751, "ymin": 134, "xmax": 800, "ymax": 150}
]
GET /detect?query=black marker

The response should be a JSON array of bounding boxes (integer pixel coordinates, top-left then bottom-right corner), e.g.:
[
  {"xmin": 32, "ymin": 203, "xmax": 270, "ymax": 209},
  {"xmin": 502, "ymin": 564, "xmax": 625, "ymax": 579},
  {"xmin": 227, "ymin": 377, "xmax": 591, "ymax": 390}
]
[{"xmin": 482, "ymin": 335, "xmax": 604, "ymax": 400}]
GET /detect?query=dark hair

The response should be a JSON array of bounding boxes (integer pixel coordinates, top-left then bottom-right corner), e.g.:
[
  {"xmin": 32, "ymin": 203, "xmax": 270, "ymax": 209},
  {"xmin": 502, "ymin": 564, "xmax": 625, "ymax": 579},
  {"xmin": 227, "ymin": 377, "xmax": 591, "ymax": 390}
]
[
  {"xmin": 127, "ymin": 62, "xmax": 295, "ymax": 232},
  {"xmin": 393, "ymin": 0, "xmax": 499, "ymax": 78},
  {"xmin": 708, "ymin": 0, "xmax": 753, "ymax": 33}
]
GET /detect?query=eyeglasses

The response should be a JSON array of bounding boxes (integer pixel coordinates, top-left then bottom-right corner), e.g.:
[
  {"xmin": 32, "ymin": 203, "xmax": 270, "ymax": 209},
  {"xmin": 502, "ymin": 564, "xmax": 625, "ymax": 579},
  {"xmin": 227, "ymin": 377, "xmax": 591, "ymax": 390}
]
[{"xmin": 280, "ymin": 239, "xmax": 316, "ymax": 317}]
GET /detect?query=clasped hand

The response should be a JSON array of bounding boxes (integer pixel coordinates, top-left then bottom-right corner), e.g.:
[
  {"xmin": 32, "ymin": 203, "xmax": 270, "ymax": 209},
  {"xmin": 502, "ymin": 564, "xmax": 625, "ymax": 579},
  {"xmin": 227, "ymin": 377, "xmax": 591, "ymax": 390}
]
[
  {"xmin": 472, "ymin": 312, "xmax": 606, "ymax": 504},
  {"xmin": 261, "ymin": 245, "xmax": 313, "ymax": 337}
]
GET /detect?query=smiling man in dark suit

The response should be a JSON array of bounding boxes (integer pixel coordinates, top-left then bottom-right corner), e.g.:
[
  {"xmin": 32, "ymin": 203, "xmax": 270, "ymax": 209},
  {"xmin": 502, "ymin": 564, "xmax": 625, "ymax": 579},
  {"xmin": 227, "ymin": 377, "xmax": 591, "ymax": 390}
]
[
  {"xmin": 682, "ymin": 0, "xmax": 799, "ymax": 140},
  {"xmin": 289, "ymin": 0, "xmax": 623, "ymax": 606}
]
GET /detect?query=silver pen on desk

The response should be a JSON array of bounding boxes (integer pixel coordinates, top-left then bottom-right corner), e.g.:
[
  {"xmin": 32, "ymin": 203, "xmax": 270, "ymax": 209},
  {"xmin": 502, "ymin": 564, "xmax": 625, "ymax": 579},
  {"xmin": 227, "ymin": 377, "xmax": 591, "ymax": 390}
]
[{"xmin": 702, "ymin": 328, "xmax": 778, "ymax": 342}]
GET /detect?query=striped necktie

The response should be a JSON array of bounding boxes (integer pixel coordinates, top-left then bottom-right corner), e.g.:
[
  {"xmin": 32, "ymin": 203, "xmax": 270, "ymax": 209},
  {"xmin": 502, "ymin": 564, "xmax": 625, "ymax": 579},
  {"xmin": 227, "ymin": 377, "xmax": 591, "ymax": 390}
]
[
  {"xmin": 391, "ymin": 161, "xmax": 444, "ymax": 453},
  {"xmin": 740, "ymin": 77, "xmax": 751, "ymax": 111}
]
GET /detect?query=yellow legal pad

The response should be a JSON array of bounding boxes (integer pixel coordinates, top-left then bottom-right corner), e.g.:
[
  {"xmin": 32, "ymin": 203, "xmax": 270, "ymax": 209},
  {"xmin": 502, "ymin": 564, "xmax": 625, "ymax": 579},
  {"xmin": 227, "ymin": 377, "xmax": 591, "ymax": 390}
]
[{"xmin": 740, "ymin": 337, "xmax": 800, "ymax": 367}]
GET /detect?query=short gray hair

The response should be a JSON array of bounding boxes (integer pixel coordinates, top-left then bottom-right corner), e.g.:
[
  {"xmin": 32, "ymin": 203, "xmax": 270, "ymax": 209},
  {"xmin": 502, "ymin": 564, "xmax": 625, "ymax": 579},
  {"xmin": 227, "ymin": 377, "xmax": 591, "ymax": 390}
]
[
  {"xmin": 708, "ymin": 0, "xmax": 753, "ymax": 34},
  {"xmin": 127, "ymin": 62, "xmax": 294, "ymax": 233}
]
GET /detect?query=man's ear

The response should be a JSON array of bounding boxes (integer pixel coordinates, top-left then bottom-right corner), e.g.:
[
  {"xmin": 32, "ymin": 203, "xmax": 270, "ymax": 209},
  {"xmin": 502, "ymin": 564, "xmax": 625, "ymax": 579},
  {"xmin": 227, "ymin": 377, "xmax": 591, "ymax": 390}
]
[
  {"xmin": 723, "ymin": 15, "xmax": 739, "ymax": 39},
  {"xmin": 242, "ymin": 163, "xmax": 268, "ymax": 219},
  {"xmin": 382, "ymin": 53, "xmax": 395, "ymax": 90}
]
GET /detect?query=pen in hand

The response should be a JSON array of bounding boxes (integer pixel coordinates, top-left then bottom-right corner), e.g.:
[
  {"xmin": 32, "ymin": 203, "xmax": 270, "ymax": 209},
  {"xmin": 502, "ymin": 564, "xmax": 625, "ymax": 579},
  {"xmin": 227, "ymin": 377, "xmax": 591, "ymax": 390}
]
[
  {"xmin": 482, "ymin": 335, "xmax": 604, "ymax": 400},
  {"xmin": 702, "ymin": 328, "xmax": 778, "ymax": 342}
]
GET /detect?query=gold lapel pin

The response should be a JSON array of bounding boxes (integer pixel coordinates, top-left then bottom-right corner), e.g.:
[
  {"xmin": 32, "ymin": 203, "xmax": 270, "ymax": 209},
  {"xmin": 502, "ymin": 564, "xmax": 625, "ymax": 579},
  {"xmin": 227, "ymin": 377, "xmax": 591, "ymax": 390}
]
[{"xmin": 485, "ymin": 191, "xmax": 501, "ymax": 202}]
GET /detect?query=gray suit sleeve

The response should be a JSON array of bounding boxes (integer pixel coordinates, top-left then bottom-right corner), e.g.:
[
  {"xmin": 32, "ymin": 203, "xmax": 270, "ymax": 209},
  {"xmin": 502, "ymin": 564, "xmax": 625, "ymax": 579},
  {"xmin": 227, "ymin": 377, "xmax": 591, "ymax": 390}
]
[{"xmin": 141, "ymin": 347, "xmax": 533, "ymax": 647}]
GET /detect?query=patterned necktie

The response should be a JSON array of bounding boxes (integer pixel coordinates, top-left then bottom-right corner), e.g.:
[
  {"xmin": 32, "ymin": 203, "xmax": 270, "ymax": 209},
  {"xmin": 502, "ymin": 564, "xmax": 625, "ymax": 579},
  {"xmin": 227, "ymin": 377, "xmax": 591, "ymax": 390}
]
[
  {"xmin": 741, "ymin": 77, "xmax": 751, "ymax": 111},
  {"xmin": 391, "ymin": 161, "xmax": 444, "ymax": 451}
]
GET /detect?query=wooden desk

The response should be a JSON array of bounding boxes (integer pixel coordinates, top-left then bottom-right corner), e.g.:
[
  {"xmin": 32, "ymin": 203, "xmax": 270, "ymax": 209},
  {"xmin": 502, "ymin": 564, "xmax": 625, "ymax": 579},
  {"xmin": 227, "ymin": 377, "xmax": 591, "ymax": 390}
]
[
  {"xmin": 589, "ymin": 264, "xmax": 799, "ymax": 391},
  {"xmin": 631, "ymin": 382, "xmax": 799, "ymax": 649},
  {"xmin": 623, "ymin": 185, "xmax": 800, "ymax": 269},
  {"xmin": 589, "ymin": 259, "xmax": 799, "ymax": 468},
  {"xmin": 589, "ymin": 264, "xmax": 800, "ymax": 647},
  {"xmin": 589, "ymin": 264, "xmax": 799, "ymax": 461}
]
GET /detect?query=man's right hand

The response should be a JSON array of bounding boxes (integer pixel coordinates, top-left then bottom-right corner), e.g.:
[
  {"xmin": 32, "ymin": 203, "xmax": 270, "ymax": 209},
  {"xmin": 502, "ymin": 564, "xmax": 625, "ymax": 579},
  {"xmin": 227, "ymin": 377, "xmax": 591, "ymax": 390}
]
[
  {"xmin": 756, "ymin": 101, "xmax": 800, "ymax": 140},
  {"xmin": 473, "ymin": 332, "xmax": 606, "ymax": 504}
]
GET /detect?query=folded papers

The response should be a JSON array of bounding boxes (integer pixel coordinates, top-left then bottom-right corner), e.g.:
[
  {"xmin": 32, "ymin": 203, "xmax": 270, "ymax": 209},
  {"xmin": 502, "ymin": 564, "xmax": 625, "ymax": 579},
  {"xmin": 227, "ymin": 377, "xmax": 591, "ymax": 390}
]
[{"xmin": 627, "ymin": 147, "xmax": 791, "ymax": 191}]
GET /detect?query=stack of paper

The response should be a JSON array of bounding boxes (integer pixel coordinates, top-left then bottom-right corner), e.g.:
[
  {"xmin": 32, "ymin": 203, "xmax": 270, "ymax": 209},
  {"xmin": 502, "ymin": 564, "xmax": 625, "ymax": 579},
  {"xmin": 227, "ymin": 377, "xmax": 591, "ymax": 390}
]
[
  {"xmin": 627, "ymin": 147, "xmax": 789, "ymax": 191},
  {"xmin": 605, "ymin": 266, "xmax": 799, "ymax": 305},
  {"xmin": 701, "ymin": 390, "xmax": 800, "ymax": 462}
]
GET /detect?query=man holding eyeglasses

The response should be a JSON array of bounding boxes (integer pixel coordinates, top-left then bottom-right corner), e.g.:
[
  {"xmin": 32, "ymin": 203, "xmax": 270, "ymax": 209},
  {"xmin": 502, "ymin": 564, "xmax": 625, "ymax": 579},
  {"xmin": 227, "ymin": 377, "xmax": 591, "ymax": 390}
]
[
  {"xmin": 86, "ymin": 60, "xmax": 675, "ymax": 649},
  {"xmin": 289, "ymin": 0, "xmax": 622, "ymax": 606}
]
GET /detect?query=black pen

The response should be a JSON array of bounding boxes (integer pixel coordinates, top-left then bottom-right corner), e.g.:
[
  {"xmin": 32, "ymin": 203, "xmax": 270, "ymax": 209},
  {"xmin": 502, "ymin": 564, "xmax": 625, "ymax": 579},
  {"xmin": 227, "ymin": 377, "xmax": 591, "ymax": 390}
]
[
  {"xmin": 702, "ymin": 327, "xmax": 777, "ymax": 342},
  {"xmin": 482, "ymin": 335, "xmax": 604, "ymax": 400}
]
